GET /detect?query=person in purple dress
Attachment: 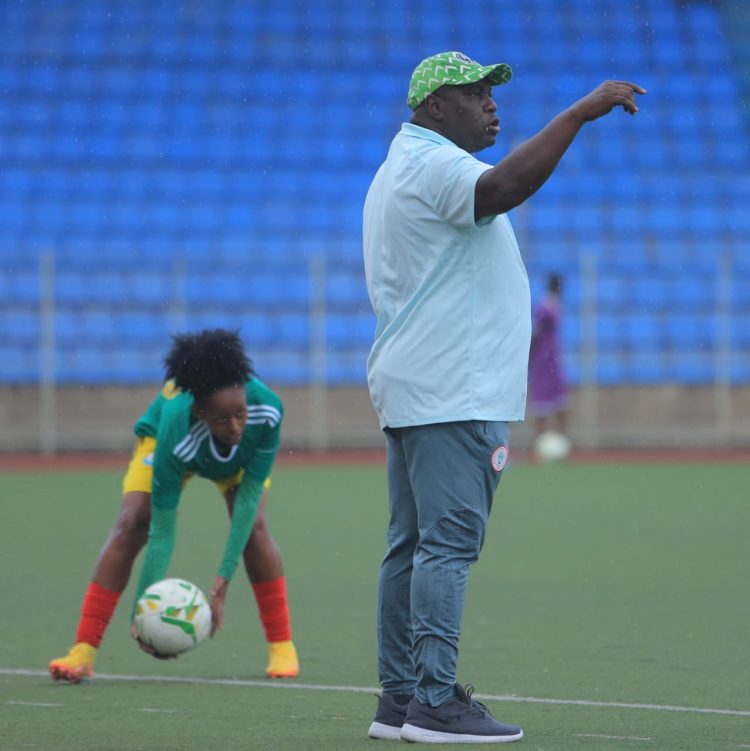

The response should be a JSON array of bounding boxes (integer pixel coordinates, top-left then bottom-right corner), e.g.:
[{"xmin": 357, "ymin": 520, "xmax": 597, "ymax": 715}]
[{"xmin": 528, "ymin": 274, "xmax": 569, "ymax": 441}]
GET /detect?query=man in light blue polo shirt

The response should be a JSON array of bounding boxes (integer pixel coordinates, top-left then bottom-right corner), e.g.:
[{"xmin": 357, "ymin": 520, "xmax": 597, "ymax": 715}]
[
  {"xmin": 364, "ymin": 51, "xmax": 645, "ymax": 744},
  {"xmin": 364, "ymin": 120, "xmax": 531, "ymax": 427}
]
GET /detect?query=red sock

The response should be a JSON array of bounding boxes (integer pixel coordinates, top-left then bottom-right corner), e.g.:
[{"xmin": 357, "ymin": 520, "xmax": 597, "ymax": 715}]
[
  {"xmin": 252, "ymin": 576, "xmax": 292, "ymax": 643},
  {"xmin": 75, "ymin": 582, "xmax": 121, "ymax": 648}
]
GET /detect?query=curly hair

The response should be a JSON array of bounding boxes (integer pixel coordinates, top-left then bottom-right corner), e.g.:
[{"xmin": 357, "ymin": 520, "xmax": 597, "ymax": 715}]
[{"xmin": 164, "ymin": 329, "xmax": 254, "ymax": 403}]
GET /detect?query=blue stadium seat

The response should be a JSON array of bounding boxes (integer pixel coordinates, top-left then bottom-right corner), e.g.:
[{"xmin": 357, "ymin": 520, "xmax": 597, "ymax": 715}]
[
  {"xmin": 610, "ymin": 205, "xmax": 641, "ymax": 234},
  {"xmin": 184, "ymin": 309, "xmax": 234, "ymax": 333},
  {"xmin": 127, "ymin": 273, "xmax": 174, "ymax": 307},
  {"xmin": 0, "ymin": 310, "xmax": 39, "ymax": 344},
  {"xmin": 716, "ymin": 138, "xmax": 748, "ymax": 168},
  {"xmin": 89, "ymin": 311, "xmax": 129, "ymax": 343},
  {"xmin": 1, "ymin": 270, "xmax": 40, "ymax": 305},
  {"xmin": 597, "ymin": 354, "xmax": 630, "ymax": 385},
  {"xmin": 326, "ymin": 352, "xmax": 368, "ymax": 384},
  {"xmin": 645, "ymin": 205, "xmax": 683, "ymax": 236},
  {"xmin": 0, "ymin": 346, "xmax": 38, "ymax": 382},
  {"xmin": 254, "ymin": 352, "xmax": 309, "ymax": 385},
  {"xmin": 631, "ymin": 355, "xmax": 669, "ymax": 384},
  {"xmin": 632, "ymin": 278, "xmax": 669, "ymax": 311},
  {"xmin": 185, "ymin": 275, "xmax": 243, "ymax": 307},
  {"xmin": 603, "ymin": 238, "xmax": 651, "ymax": 270},
  {"xmin": 669, "ymin": 354, "xmax": 714, "ymax": 384},
  {"xmin": 731, "ymin": 360, "xmax": 750, "ymax": 385},
  {"xmin": 119, "ymin": 312, "xmax": 172, "ymax": 346},
  {"xmin": 326, "ymin": 313, "xmax": 375, "ymax": 348},
  {"xmin": 728, "ymin": 204, "xmax": 750, "ymax": 232},
  {"xmin": 596, "ymin": 315, "xmax": 627, "ymax": 351},
  {"xmin": 665, "ymin": 315, "xmax": 718, "ymax": 349},
  {"xmin": 571, "ymin": 205, "xmax": 604, "ymax": 233},
  {"xmin": 671, "ymin": 275, "xmax": 715, "ymax": 311},
  {"xmin": 687, "ymin": 5, "xmax": 723, "ymax": 35},
  {"xmin": 277, "ymin": 313, "xmax": 310, "ymax": 348},
  {"xmin": 563, "ymin": 353, "xmax": 580, "ymax": 387},
  {"xmin": 625, "ymin": 314, "xmax": 663, "ymax": 349},
  {"xmin": 560, "ymin": 317, "xmax": 581, "ymax": 350},
  {"xmin": 326, "ymin": 272, "xmax": 371, "ymax": 310},
  {"xmin": 597, "ymin": 277, "xmax": 630, "ymax": 312},
  {"xmin": 238, "ymin": 313, "xmax": 277, "ymax": 349},
  {"xmin": 632, "ymin": 140, "xmax": 669, "ymax": 171},
  {"xmin": 731, "ymin": 277, "xmax": 750, "ymax": 311},
  {"xmin": 55, "ymin": 348, "xmax": 111, "ymax": 384},
  {"xmin": 730, "ymin": 315, "xmax": 750, "ymax": 347}
]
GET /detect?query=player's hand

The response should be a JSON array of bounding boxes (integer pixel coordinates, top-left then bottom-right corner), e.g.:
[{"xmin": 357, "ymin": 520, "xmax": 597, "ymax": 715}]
[
  {"xmin": 570, "ymin": 80, "xmax": 646, "ymax": 122},
  {"xmin": 209, "ymin": 576, "xmax": 229, "ymax": 637},
  {"xmin": 130, "ymin": 622, "xmax": 177, "ymax": 660}
]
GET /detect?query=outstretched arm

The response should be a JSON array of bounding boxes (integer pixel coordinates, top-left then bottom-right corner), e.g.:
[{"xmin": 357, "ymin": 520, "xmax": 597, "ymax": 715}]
[{"xmin": 475, "ymin": 80, "xmax": 646, "ymax": 219}]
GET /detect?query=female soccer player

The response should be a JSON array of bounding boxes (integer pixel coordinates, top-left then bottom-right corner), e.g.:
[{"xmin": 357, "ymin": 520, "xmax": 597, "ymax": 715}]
[{"xmin": 49, "ymin": 329, "xmax": 299, "ymax": 682}]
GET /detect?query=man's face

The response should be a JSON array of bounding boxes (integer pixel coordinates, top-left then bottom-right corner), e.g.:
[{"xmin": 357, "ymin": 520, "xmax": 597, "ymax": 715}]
[{"xmin": 426, "ymin": 78, "xmax": 499, "ymax": 153}]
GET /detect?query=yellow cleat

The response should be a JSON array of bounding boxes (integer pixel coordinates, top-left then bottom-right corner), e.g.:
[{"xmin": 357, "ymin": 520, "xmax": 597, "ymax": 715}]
[
  {"xmin": 48, "ymin": 643, "xmax": 97, "ymax": 684},
  {"xmin": 266, "ymin": 640, "xmax": 299, "ymax": 678}
]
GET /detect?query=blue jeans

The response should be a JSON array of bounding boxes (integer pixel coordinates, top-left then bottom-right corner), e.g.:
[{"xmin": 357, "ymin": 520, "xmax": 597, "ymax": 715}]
[{"xmin": 377, "ymin": 420, "xmax": 509, "ymax": 706}]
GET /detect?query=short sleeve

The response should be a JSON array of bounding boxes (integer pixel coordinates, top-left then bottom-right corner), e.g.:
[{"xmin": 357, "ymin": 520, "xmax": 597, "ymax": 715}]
[{"xmin": 424, "ymin": 147, "xmax": 493, "ymax": 229}]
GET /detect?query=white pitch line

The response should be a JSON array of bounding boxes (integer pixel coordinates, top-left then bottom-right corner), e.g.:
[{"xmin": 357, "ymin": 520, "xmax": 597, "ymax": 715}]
[
  {"xmin": 7, "ymin": 700, "xmax": 64, "ymax": 708},
  {"xmin": 3, "ymin": 668, "xmax": 750, "ymax": 719},
  {"xmin": 490, "ymin": 693, "xmax": 750, "ymax": 718},
  {"xmin": 137, "ymin": 708, "xmax": 183, "ymax": 713},
  {"xmin": 574, "ymin": 734, "xmax": 650, "ymax": 742}
]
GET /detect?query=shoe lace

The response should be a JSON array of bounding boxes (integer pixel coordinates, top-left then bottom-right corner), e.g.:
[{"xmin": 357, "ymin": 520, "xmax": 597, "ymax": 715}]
[{"xmin": 463, "ymin": 684, "xmax": 496, "ymax": 717}]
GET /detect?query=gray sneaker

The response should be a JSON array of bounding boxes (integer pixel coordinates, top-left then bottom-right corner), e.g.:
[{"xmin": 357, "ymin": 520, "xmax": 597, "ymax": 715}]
[
  {"xmin": 400, "ymin": 684, "xmax": 523, "ymax": 744},
  {"xmin": 368, "ymin": 692, "xmax": 413, "ymax": 740}
]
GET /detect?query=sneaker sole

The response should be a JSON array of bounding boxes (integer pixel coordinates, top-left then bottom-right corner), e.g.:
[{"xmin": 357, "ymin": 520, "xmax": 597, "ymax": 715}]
[
  {"xmin": 368, "ymin": 721, "xmax": 403, "ymax": 740},
  {"xmin": 266, "ymin": 669, "xmax": 299, "ymax": 678},
  {"xmin": 48, "ymin": 664, "xmax": 93, "ymax": 685},
  {"xmin": 400, "ymin": 723, "xmax": 523, "ymax": 744}
]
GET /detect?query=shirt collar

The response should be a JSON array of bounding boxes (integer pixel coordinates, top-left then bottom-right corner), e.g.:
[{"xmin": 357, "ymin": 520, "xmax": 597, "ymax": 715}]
[{"xmin": 399, "ymin": 122, "xmax": 457, "ymax": 148}]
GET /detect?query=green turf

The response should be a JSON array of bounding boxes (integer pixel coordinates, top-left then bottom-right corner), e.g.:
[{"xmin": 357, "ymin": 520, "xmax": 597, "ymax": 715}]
[{"xmin": 1, "ymin": 462, "xmax": 749, "ymax": 750}]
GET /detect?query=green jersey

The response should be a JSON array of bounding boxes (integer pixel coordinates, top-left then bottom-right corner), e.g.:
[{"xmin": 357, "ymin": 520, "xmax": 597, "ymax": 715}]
[
  {"xmin": 134, "ymin": 378, "xmax": 282, "ymax": 510},
  {"xmin": 132, "ymin": 378, "xmax": 283, "ymax": 608}
]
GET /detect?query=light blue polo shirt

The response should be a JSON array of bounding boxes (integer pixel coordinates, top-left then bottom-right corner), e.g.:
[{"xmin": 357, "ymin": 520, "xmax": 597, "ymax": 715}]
[{"xmin": 363, "ymin": 123, "xmax": 531, "ymax": 429}]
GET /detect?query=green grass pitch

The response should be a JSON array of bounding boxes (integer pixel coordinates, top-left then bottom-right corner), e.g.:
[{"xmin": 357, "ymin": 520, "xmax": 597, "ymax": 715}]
[{"xmin": 1, "ymin": 460, "xmax": 749, "ymax": 750}]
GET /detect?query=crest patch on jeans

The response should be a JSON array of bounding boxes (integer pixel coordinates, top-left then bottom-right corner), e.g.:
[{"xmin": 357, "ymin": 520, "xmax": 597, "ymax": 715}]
[{"xmin": 490, "ymin": 445, "xmax": 509, "ymax": 472}]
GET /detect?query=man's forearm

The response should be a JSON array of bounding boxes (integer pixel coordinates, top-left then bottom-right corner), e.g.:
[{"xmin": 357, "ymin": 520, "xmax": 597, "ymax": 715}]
[{"xmin": 476, "ymin": 108, "xmax": 585, "ymax": 217}]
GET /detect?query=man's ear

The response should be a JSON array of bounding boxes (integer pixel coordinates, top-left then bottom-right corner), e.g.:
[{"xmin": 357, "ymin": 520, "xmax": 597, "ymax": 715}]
[
  {"xmin": 191, "ymin": 403, "xmax": 202, "ymax": 419},
  {"xmin": 423, "ymin": 94, "xmax": 444, "ymax": 120}
]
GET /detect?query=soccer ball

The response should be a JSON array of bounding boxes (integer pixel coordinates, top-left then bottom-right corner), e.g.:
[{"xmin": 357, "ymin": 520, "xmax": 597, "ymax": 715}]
[
  {"xmin": 533, "ymin": 431, "xmax": 571, "ymax": 464},
  {"xmin": 134, "ymin": 578, "xmax": 212, "ymax": 657}
]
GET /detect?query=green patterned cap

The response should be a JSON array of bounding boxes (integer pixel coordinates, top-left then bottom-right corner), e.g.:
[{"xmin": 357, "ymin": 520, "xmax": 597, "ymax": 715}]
[{"xmin": 407, "ymin": 51, "xmax": 512, "ymax": 111}]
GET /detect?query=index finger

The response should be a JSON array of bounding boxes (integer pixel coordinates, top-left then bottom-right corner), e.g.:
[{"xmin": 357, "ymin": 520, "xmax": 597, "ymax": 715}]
[
  {"xmin": 209, "ymin": 604, "xmax": 223, "ymax": 637},
  {"xmin": 611, "ymin": 80, "xmax": 647, "ymax": 95}
]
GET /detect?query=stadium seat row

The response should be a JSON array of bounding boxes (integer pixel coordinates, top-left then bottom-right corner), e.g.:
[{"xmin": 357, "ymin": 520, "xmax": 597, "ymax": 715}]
[
  {"xmin": 1, "ymin": 0, "xmax": 748, "ymax": 387},
  {"xmin": 5, "ymin": 346, "xmax": 749, "ymax": 387}
]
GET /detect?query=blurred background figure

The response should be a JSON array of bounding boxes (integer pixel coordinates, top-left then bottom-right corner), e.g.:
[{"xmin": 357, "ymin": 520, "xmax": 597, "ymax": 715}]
[{"xmin": 529, "ymin": 274, "xmax": 571, "ymax": 462}]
